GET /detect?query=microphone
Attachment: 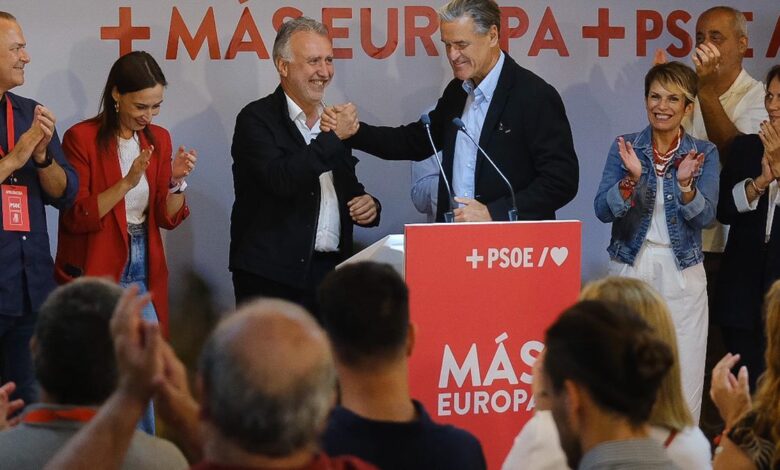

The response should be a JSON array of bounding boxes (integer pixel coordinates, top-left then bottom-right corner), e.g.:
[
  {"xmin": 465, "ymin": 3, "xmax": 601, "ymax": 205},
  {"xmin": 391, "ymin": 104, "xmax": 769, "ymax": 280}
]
[
  {"xmin": 452, "ymin": 118, "xmax": 518, "ymax": 221},
  {"xmin": 420, "ymin": 113, "xmax": 456, "ymax": 223}
]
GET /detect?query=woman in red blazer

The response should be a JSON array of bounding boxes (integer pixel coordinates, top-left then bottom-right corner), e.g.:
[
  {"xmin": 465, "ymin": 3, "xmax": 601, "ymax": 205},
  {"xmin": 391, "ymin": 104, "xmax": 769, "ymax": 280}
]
[{"xmin": 55, "ymin": 51, "xmax": 196, "ymax": 339}]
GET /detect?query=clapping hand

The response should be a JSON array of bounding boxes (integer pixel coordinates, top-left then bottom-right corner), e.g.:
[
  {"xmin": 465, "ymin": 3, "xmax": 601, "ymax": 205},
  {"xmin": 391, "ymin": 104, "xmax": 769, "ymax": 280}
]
[
  {"xmin": 676, "ymin": 149, "xmax": 705, "ymax": 184},
  {"xmin": 110, "ymin": 285, "xmax": 164, "ymax": 405},
  {"xmin": 759, "ymin": 120, "xmax": 780, "ymax": 180},
  {"xmin": 32, "ymin": 105, "xmax": 56, "ymax": 164},
  {"xmin": 710, "ymin": 353, "xmax": 751, "ymax": 428},
  {"xmin": 617, "ymin": 136, "xmax": 642, "ymax": 182},
  {"xmin": 171, "ymin": 146, "xmax": 197, "ymax": 184},
  {"xmin": 691, "ymin": 42, "xmax": 721, "ymax": 90},
  {"xmin": 0, "ymin": 381, "xmax": 24, "ymax": 431},
  {"xmin": 124, "ymin": 147, "xmax": 153, "ymax": 189}
]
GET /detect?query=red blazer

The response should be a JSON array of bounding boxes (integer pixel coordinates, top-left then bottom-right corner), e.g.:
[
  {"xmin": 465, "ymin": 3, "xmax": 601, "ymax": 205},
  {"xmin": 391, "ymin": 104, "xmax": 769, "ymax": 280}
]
[{"xmin": 55, "ymin": 119, "xmax": 189, "ymax": 336}]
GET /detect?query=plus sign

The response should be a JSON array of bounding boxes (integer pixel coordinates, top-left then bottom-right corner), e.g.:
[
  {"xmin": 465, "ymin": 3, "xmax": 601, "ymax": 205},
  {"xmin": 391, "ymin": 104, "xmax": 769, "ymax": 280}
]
[
  {"xmin": 101, "ymin": 7, "xmax": 151, "ymax": 56},
  {"xmin": 465, "ymin": 249, "xmax": 484, "ymax": 270},
  {"xmin": 582, "ymin": 8, "xmax": 625, "ymax": 57}
]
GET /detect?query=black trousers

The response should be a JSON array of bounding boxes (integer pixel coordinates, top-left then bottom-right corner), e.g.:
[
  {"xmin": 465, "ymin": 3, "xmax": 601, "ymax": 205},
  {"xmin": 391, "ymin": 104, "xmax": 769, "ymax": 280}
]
[{"xmin": 232, "ymin": 251, "xmax": 342, "ymax": 321}]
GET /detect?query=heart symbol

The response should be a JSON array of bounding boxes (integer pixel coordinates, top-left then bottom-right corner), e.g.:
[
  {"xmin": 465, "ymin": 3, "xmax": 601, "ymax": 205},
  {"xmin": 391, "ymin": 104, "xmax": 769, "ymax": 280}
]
[{"xmin": 550, "ymin": 247, "xmax": 568, "ymax": 266}]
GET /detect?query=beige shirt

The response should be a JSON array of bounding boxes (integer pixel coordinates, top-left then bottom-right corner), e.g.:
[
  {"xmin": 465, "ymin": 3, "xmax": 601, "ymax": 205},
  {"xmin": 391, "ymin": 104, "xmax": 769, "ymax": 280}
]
[
  {"xmin": 285, "ymin": 94, "xmax": 340, "ymax": 252},
  {"xmin": 684, "ymin": 68, "xmax": 767, "ymax": 252}
]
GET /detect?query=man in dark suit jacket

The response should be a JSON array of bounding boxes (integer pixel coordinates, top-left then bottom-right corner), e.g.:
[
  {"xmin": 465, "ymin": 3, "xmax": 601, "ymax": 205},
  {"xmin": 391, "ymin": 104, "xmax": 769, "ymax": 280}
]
[
  {"xmin": 230, "ymin": 17, "xmax": 379, "ymax": 314},
  {"xmin": 324, "ymin": 0, "xmax": 578, "ymax": 222}
]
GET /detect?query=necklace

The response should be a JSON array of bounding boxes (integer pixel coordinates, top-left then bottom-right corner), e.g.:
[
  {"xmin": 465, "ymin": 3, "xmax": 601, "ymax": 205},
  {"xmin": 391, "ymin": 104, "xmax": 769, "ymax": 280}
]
[{"xmin": 652, "ymin": 128, "xmax": 682, "ymax": 176}]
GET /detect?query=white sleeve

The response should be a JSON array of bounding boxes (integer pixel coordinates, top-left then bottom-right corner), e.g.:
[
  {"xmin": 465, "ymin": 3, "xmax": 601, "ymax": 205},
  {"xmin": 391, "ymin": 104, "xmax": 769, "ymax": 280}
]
[{"xmin": 733, "ymin": 178, "xmax": 759, "ymax": 213}]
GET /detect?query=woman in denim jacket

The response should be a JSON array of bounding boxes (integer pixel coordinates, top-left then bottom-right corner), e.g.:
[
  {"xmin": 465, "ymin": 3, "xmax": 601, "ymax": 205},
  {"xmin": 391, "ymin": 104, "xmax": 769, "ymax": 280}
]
[{"xmin": 594, "ymin": 62, "xmax": 719, "ymax": 424}]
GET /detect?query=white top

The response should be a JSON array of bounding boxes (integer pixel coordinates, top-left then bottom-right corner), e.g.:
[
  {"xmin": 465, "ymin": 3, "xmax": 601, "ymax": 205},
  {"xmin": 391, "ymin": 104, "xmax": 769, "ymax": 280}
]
[
  {"xmin": 646, "ymin": 176, "xmax": 672, "ymax": 246},
  {"xmin": 117, "ymin": 134, "xmax": 149, "ymax": 225},
  {"xmin": 649, "ymin": 425, "xmax": 712, "ymax": 470},
  {"xmin": 684, "ymin": 68, "xmax": 767, "ymax": 252},
  {"xmin": 285, "ymin": 93, "xmax": 340, "ymax": 252},
  {"xmin": 733, "ymin": 178, "xmax": 780, "ymax": 243},
  {"xmin": 501, "ymin": 411, "xmax": 712, "ymax": 470}
]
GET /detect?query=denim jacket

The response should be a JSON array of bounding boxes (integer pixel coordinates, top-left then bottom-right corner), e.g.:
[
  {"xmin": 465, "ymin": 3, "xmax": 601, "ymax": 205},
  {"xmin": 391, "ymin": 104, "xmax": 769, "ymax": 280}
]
[{"xmin": 594, "ymin": 126, "xmax": 719, "ymax": 270}]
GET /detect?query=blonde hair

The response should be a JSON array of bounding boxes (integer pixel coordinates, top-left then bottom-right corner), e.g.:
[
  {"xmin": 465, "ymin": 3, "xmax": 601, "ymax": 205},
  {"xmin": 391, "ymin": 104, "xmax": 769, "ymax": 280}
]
[
  {"xmin": 579, "ymin": 276, "xmax": 693, "ymax": 430},
  {"xmin": 752, "ymin": 280, "xmax": 780, "ymax": 466}
]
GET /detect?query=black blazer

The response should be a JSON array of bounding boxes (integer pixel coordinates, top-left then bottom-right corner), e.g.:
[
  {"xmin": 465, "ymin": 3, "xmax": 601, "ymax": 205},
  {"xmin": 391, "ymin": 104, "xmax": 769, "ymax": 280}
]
[
  {"xmin": 230, "ymin": 86, "xmax": 379, "ymax": 288},
  {"xmin": 715, "ymin": 134, "xmax": 780, "ymax": 330},
  {"xmin": 348, "ymin": 53, "xmax": 578, "ymax": 221}
]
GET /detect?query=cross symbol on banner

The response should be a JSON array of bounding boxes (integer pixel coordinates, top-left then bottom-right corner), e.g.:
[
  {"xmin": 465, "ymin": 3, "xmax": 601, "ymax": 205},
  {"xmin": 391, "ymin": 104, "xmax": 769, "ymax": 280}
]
[
  {"xmin": 101, "ymin": 7, "xmax": 151, "ymax": 56},
  {"xmin": 466, "ymin": 248, "xmax": 484, "ymax": 269}
]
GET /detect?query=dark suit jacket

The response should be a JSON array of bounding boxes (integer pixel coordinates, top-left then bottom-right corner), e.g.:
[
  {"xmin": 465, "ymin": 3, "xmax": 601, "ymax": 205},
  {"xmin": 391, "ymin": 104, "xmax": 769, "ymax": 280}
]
[
  {"xmin": 348, "ymin": 53, "xmax": 578, "ymax": 221},
  {"xmin": 230, "ymin": 86, "xmax": 379, "ymax": 289},
  {"xmin": 715, "ymin": 134, "xmax": 780, "ymax": 330}
]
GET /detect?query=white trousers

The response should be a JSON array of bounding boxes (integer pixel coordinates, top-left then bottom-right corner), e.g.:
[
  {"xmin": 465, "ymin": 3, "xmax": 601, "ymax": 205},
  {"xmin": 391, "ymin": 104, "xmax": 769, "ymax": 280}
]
[{"xmin": 609, "ymin": 243, "xmax": 708, "ymax": 423}]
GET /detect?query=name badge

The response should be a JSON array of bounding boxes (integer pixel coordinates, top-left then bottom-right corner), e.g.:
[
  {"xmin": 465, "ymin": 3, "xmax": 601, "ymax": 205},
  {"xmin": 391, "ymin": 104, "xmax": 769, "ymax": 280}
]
[{"xmin": 2, "ymin": 184, "xmax": 30, "ymax": 232}]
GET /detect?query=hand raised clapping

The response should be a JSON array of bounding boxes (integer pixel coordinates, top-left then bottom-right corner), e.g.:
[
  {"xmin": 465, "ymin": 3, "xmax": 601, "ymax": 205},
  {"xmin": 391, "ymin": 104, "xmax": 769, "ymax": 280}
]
[
  {"xmin": 617, "ymin": 136, "xmax": 642, "ymax": 182},
  {"xmin": 124, "ymin": 146, "xmax": 153, "ymax": 189},
  {"xmin": 676, "ymin": 149, "xmax": 705, "ymax": 184},
  {"xmin": 759, "ymin": 120, "xmax": 780, "ymax": 180},
  {"xmin": 691, "ymin": 42, "xmax": 721, "ymax": 89},
  {"xmin": 171, "ymin": 146, "xmax": 197, "ymax": 184}
]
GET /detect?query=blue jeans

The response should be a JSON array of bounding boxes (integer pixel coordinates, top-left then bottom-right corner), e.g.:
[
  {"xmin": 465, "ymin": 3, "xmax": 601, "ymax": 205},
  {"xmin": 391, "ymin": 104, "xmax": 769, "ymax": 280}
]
[{"xmin": 119, "ymin": 223, "xmax": 157, "ymax": 435}]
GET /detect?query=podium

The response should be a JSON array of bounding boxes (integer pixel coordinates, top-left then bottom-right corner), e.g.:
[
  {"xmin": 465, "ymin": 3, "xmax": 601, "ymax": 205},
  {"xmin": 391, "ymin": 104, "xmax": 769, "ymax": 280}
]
[{"xmin": 342, "ymin": 221, "xmax": 581, "ymax": 469}]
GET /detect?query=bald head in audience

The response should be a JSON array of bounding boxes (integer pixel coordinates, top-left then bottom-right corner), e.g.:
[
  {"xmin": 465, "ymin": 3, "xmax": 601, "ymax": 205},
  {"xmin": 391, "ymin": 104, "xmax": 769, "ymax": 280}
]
[{"xmin": 198, "ymin": 299, "xmax": 336, "ymax": 466}]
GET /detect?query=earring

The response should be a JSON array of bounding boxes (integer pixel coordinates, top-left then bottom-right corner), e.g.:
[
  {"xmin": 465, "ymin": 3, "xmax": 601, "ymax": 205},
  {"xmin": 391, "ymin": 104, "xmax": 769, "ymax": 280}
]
[{"xmin": 114, "ymin": 102, "xmax": 119, "ymax": 113}]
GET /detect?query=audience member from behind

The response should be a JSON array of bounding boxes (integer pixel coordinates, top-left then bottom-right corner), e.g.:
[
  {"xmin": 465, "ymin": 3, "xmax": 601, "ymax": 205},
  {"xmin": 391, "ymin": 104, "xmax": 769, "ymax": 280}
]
[
  {"xmin": 318, "ymin": 261, "xmax": 486, "ymax": 470},
  {"xmin": 503, "ymin": 278, "xmax": 711, "ymax": 470},
  {"xmin": 543, "ymin": 300, "xmax": 676, "ymax": 470},
  {"xmin": 0, "ymin": 278, "xmax": 187, "ymax": 470},
  {"xmin": 711, "ymin": 279, "xmax": 780, "ymax": 470},
  {"xmin": 192, "ymin": 299, "xmax": 376, "ymax": 470},
  {"xmin": 44, "ymin": 296, "xmax": 377, "ymax": 470}
]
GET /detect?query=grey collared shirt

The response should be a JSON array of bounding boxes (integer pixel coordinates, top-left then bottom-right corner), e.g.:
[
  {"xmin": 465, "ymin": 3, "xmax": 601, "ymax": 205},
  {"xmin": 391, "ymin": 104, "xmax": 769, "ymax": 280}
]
[{"xmin": 579, "ymin": 438, "xmax": 679, "ymax": 470}]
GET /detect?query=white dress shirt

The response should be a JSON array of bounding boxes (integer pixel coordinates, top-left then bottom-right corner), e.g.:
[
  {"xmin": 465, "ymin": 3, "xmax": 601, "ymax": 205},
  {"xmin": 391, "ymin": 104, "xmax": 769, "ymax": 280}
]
[{"xmin": 285, "ymin": 94, "xmax": 340, "ymax": 252}]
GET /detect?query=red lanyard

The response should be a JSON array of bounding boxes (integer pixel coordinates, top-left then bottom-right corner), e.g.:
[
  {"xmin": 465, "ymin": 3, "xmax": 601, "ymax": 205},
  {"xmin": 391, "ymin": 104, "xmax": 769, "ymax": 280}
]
[
  {"xmin": 22, "ymin": 407, "xmax": 97, "ymax": 424},
  {"xmin": 0, "ymin": 94, "xmax": 14, "ymax": 158}
]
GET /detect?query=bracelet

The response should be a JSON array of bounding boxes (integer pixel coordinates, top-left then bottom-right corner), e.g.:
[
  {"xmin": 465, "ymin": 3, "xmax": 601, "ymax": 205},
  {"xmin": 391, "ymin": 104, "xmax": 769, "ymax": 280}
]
[
  {"xmin": 169, "ymin": 179, "xmax": 188, "ymax": 194},
  {"xmin": 678, "ymin": 179, "xmax": 694, "ymax": 193},
  {"xmin": 749, "ymin": 178, "xmax": 767, "ymax": 195},
  {"xmin": 618, "ymin": 176, "xmax": 637, "ymax": 201}
]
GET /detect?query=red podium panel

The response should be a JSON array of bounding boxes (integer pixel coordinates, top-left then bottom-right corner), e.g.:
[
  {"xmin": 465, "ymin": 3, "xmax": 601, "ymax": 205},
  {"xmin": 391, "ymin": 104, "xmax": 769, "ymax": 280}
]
[{"xmin": 405, "ymin": 221, "xmax": 581, "ymax": 469}]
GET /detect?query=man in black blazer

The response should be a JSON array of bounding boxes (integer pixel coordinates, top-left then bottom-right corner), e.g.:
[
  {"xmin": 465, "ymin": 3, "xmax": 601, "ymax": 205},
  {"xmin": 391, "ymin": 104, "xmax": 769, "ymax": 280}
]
[
  {"xmin": 324, "ymin": 0, "xmax": 578, "ymax": 222},
  {"xmin": 230, "ymin": 17, "xmax": 380, "ymax": 314}
]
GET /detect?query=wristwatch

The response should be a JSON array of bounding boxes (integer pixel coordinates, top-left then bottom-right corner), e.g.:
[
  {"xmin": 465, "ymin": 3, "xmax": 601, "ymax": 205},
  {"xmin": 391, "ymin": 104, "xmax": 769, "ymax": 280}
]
[{"xmin": 33, "ymin": 150, "xmax": 53, "ymax": 169}]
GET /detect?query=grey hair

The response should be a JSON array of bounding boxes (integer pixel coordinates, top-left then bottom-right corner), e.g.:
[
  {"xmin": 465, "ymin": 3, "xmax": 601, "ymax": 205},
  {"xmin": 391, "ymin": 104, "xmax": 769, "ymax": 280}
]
[
  {"xmin": 272, "ymin": 16, "xmax": 329, "ymax": 63},
  {"xmin": 438, "ymin": 0, "xmax": 501, "ymax": 35},
  {"xmin": 702, "ymin": 6, "xmax": 748, "ymax": 38},
  {"xmin": 199, "ymin": 307, "xmax": 337, "ymax": 456}
]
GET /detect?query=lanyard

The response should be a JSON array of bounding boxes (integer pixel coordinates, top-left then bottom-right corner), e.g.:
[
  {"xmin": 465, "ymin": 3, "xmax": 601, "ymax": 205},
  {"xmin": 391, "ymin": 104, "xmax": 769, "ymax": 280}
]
[
  {"xmin": 22, "ymin": 407, "xmax": 97, "ymax": 424},
  {"xmin": 0, "ymin": 94, "xmax": 14, "ymax": 158}
]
